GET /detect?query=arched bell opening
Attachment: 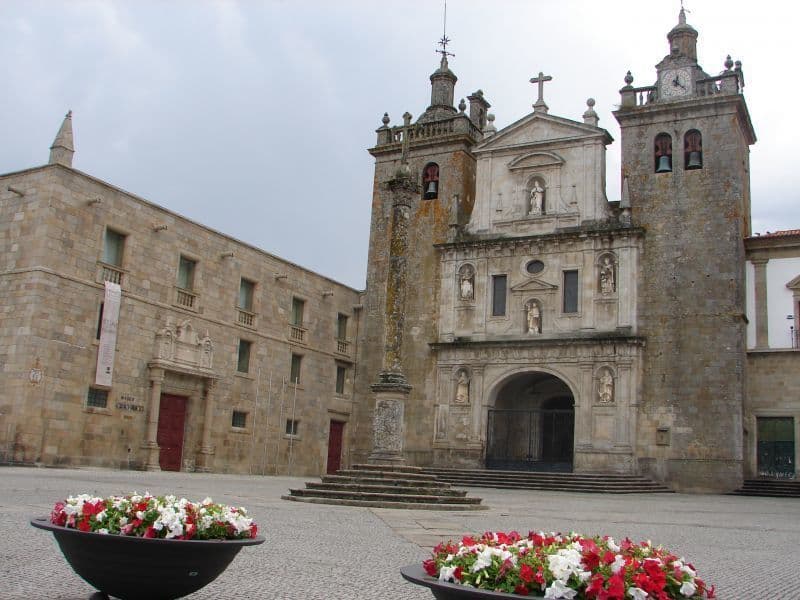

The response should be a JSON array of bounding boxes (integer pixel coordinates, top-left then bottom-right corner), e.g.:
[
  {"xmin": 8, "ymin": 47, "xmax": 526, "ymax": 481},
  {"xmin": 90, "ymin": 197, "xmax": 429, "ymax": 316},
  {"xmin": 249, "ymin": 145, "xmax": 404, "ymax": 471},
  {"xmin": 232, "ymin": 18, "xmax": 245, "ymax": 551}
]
[{"xmin": 486, "ymin": 372, "xmax": 575, "ymax": 472}]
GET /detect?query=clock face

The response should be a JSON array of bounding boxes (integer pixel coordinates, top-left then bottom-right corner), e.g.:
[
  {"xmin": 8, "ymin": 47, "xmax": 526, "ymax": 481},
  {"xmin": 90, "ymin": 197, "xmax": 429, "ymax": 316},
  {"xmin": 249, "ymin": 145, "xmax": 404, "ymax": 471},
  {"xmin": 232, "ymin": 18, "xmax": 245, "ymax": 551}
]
[{"xmin": 661, "ymin": 68, "xmax": 692, "ymax": 98}]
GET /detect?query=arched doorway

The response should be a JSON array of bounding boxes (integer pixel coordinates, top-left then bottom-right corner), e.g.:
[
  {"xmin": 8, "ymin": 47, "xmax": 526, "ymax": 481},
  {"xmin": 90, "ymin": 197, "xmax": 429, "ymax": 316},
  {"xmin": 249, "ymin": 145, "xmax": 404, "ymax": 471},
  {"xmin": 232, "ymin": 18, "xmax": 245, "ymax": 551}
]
[{"xmin": 486, "ymin": 372, "xmax": 574, "ymax": 472}]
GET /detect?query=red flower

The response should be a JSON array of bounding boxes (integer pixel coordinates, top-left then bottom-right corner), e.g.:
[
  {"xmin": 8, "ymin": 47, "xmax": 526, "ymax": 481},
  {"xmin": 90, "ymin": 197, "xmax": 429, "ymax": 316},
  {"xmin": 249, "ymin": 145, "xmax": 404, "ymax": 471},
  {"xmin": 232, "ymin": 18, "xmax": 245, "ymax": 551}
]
[
  {"xmin": 423, "ymin": 559, "xmax": 438, "ymax": 577},
  {"xmin": 519, "ymin": 564, "xmax": 535, "ymax": 584},
  {"xmin": 143, "ymin": 526, "xmax": 157, "ymax": 539},
  {"xmin": 50, "ymin": 502, "xmax": 67, "ymax": 526},
  {"xmin": 586, "ymin": 573, "xmax": 606, "ymax": 598},
  {"xmin": 462, "ymin": 535, "xmax": 477, "ymax": 546},
  {"xmin": 77, "ymin": 519, "xmax": 91, "ymax": 532},
  {"xmin": 453, "ymin": 566, "xmax": 463, "ymax": 581},
  {"xmin": 248, "ymin": 523, "xmax": 257, "ymax": 538},
  {"xmin": 513, "ymin": 584, "xmax": 529, "ymax": 595}
]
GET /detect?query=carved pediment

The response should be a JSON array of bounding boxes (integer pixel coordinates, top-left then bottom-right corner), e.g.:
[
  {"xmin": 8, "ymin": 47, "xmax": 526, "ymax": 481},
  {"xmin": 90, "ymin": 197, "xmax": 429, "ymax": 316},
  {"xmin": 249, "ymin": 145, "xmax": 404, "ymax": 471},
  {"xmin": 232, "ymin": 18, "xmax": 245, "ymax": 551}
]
[
  {"xmin": 154, "ymin": 318, "xmax": 214, "ymax": 370},
  {"xmin": 510, "ymin": 278, "xmax": 559, "ymax": 293},
  {"xmin": 475, "ymin": 112, "xmax": 612, "ymax": 154},
  {"xmin": 786, "ymin": 274, "xmax": 800, "ymax": 290},
  {"xmin": 508, "ymin": 151, "xmax": 565, "ymax": 171}
]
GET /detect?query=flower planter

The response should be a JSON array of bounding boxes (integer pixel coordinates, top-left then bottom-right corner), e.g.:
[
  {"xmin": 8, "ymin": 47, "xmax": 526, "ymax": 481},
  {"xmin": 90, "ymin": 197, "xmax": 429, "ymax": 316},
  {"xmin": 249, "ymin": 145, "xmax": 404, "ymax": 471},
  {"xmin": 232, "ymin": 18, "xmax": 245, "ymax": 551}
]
[
  {"xmin": 402, "ymin": 564, "xmax": 538, "ymax": 599},
  {"xmin": 31, "ymin": 517, "xmax": 264, "ymax": 600}
]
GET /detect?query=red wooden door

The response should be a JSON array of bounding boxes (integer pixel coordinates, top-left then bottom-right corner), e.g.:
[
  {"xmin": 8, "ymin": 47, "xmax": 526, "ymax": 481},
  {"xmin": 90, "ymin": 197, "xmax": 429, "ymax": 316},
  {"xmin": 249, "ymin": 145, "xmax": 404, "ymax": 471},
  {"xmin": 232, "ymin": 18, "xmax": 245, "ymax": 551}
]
[
  {"xmin": 157, "ymin": 394, "xmax": 187, "ymax": 472},
  {"xmin": 326, "ymin": 421, "xmax": 345, "ymax": 474}
]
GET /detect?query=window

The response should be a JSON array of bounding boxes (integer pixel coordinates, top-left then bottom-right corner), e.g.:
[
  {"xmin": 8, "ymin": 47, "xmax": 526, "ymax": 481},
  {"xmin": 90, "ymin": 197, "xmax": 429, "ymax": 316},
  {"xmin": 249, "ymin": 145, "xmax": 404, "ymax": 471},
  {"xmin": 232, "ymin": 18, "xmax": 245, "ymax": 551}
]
[
  {"xmin": 336, "ymin": 313, "xmax": 348, "ymax": 340},
  {"xmin": 291, "ymin": 297, "xmax": 305, "ymax": 327},
  {"xmin": 492, "ymin": 275, "xmax": 507, "ymax": 316},
  {"xmin": 290, "ymin": 353, "xmax": 302, "ymax": 384},
  {"xmin": 422, "ymin": 162, "xmax": 439, "ymax": 199},
  {"xmin": 684, "ymin": 129, "xmax": 703, "ymax": 170},
  {"xmin": 285, "ymin": 419, "xmax": 299, "ymax": 436},
  {"xmin": 177, "ymin": 255, "xmax": 196, "ymax": 291},
  {"xmin": 526, "ymin": 260, "xmax": 545, "ymax": 275},
  {"xmin": 86, "ymin": 387, "xmax": 108, "ymax": 409},
  {"xmin": 103, "ymin": 229, "xmax": 125, "ymax": 266},
  {"xmin": 239, "ymin": 279, "xmax": 255, "ymax": 311},
  {"xmin": 231, "ymin": 410, "xmax": 247, "ymax": 428},
  {"xmin": 96, "ymin": 302, "xmax": 104, "ymax": 340},
  {"xmin": 654, "ymin": 133, "xmax": 672, "ymax": 173},
  {"xmin": 563, "ymin": 270, "xmax": 579, "ymax": 313},
  {"xmin": 237, "ymin": 339, "xmax": 252, "ymax": 373},
  {"xmin": 336, "ymin": 365, "xmax": 347, "ymax": 394}
]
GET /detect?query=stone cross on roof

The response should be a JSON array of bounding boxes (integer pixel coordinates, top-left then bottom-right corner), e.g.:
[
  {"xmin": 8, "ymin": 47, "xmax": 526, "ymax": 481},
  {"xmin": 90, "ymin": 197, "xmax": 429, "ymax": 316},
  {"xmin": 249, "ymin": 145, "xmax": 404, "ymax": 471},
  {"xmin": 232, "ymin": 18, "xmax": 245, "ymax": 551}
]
[{"xmin": 530, "ymin": 71, "xmax": 552, "ymax": 113}]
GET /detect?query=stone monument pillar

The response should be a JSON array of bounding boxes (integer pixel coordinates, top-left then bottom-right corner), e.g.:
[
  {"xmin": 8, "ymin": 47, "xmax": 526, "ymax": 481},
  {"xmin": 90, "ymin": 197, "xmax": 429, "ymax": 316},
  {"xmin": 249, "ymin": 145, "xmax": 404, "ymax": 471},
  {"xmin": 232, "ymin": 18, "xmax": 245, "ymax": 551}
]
[{"xmin": 368, "ymin": 155, "xmax": 417, "ymax": 465}]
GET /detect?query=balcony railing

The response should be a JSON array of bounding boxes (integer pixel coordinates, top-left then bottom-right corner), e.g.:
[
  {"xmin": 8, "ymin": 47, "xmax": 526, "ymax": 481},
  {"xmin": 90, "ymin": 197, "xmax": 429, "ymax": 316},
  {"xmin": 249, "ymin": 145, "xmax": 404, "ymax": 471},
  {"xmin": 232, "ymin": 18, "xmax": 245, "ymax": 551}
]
[
  {"xmin": 175, "ymin": 287, "xmax": 198, "ymax": 310},
  {"xmin": 336, "ymin": 338, "xmax": 350, "ymax": 355},
  {"xmin": 289, "ymin": 324, "xmax": 307, "ymax": 343},
  {"xmin": 237, "ymin": 308, "xmax": 256, "ymax": 328},
  {"xmin": 99, "ymin": 263, "xmax": 124, "ymax": 285}
]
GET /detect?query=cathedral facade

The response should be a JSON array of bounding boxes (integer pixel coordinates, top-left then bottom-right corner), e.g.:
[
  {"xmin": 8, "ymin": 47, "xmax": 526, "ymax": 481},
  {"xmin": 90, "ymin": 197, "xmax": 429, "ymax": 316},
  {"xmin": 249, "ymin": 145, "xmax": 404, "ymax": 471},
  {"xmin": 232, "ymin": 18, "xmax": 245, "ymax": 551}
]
[{"xmin": 349, "ymin": 10, "xmax": 766, "ymax": 492}]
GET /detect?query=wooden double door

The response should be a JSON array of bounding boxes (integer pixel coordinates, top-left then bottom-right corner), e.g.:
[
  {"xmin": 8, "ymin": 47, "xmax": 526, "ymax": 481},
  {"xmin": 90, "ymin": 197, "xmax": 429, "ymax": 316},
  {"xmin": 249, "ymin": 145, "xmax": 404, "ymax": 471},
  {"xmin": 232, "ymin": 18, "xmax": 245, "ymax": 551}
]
[{"xmin": 157, "ymin": 394, "xmax": 187, "ymax": 472}]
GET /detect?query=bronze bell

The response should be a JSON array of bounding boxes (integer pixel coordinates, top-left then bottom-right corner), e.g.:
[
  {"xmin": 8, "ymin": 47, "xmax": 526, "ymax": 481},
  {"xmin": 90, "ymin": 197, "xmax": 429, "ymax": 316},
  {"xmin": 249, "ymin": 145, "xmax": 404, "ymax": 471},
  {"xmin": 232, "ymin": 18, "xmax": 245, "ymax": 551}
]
[
  {"xmin": 656, "ymin": 155, "xmax": 672, "ymax": 173},
  {"xmin": 425, "ymin": 181, "xmax": 437, "ymax": 196},
  {"xmin": 687, "ymin": 151, "xmax": 702, "ymax": 169}
]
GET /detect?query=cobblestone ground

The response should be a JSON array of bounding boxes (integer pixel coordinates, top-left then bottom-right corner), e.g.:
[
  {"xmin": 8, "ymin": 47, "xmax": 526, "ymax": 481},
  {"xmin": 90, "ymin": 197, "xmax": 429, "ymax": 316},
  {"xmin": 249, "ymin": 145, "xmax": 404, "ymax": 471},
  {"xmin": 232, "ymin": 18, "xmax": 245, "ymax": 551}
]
[{"xmin": 2, "ymin": 466, "xmax": 798, "ymax": 599}]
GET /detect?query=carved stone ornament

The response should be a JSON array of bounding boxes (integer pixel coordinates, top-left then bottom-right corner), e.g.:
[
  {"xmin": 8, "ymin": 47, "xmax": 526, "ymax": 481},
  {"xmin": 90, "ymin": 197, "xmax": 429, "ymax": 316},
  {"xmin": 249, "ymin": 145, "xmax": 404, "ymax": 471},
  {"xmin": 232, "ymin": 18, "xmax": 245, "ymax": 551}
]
[
  {"xmin": 599, "ymin": 256, "xmax": 616, "ymax": 295},
  {"xmin": 458, "ymin": 264, "xmax": 475, "ymax": 300},
  {"xmin": 526, "ymin": 300, "xmax": 541, "ymax": 334},
  {"xmin": 597, "ymin": 369, "xmax": 614, "ymax": 404},
  {"xmin": 528, "ymin": 179, "xmax": 545, "ymax": 215},
  {"xmin": 154, "ymin": 318, "xmax": 214, "ymax": 369},
  {"xmin": 454, "ymin": 369, "xmax": 471, "ymax": 403}
]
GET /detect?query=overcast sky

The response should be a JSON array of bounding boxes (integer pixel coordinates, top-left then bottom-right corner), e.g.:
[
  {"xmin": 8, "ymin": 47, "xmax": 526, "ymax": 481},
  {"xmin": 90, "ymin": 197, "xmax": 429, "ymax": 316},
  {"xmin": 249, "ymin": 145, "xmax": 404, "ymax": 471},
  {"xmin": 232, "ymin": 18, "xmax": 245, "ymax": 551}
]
[{"xmin": 1, "ymin": 1, "xmax": 795, "ymax": 289}]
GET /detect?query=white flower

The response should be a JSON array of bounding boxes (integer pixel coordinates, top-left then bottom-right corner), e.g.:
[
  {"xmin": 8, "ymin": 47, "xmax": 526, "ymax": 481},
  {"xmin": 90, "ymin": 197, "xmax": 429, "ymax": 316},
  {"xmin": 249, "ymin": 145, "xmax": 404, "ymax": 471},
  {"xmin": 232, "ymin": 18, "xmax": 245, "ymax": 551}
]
[
  {"xmin": 606, "ymin": 537, "xmax": 620, "ymax": 552},
  {"xmin": 611, "ymin": 554, "xmax": 626, "ymax": 575},
  {"xmin": 439, "ymin": 566, "xmax": 458, "ymax": 582},
  {"xmin": 627, "ymin": 587, "xmax": 648, "ymax": 600},
  {"xmin": 95, "ymin": 510, "xmax": 106, "ymax": 522},
  {"xmin": 97, "ymin": 528, "xmax": 109, "ymax": 535},
  {"xmin": 544, "ymin": 580, "xmax": 578, "ymax": 599},
  {"xmin": 681, "ymin": 564, "xmax": 697, "ymax": 578},
  {"xmin": 680, "ymin": 581, "xmax": 697, "ymax": 596},
  {"xmin": 547, "ymin": 548, "xmax": 586, "ymax": 583}
]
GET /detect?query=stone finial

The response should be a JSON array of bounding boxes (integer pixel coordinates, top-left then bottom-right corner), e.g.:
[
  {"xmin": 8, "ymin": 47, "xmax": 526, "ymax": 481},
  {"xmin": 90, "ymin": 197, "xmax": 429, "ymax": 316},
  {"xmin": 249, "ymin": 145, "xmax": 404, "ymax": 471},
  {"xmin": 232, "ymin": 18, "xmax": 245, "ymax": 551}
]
[
  {"xmin": 724, "ymin": 55, "xmax": 734, "ymax": 71},
  {"xmin": 484, "ymin": 113, "xmax": 497, "ymax": 137},
  {"xmin": 583, "ymin": 98, "xmax": 599, "ymax": 126},
  {"xmin": 381, "ymin": 112, "xmax": 390, "ymax": 126},
  {"xmin": 734, "ymin": 60, "xmax": 745, "ymax": 88},
  {"xmin": 678, "ymin": 6, "xmax": 686, "ymax": 25},
  {"xmin": 624, "ymin": 71, "xmax": 634, "ymax": 86},
  {"xmin": 49, "ymin": 110, "xmax": 74, "ymax": 168},
  {"xmin": 458, "ymin": 98, "xmax": 466, "ymax": 112}
]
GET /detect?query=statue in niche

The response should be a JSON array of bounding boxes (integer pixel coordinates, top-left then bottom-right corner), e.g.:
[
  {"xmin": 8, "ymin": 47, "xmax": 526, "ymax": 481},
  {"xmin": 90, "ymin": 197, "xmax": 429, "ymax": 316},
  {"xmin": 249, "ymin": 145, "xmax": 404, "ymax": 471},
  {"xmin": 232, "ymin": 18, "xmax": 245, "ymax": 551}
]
[
  {"xmin": 598, "ymin": 370, "xmax": 614, "ymax": 404},
  {"xmin": 599, "ymin": 256, "xmax": 616, "ymax": 295},
  {"xmin": 455, "ymin": 370, "xmax": 470, "ymax": 403},
  {"xmin": 459, "ymin": 265, "xmax": 475, "ymax": 300},
  {"xmin": 526, "ymin": 301, "xmax": 541, "ymax": 334},
  {"xmin": 529, "ymin": 181, "xmax": 544, "ymax": 215}
]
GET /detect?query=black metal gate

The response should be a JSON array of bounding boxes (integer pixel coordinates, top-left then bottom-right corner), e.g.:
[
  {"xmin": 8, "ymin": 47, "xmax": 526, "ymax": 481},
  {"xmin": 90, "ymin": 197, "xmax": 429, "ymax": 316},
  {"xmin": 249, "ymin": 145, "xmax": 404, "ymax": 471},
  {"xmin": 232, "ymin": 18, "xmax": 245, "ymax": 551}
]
[
  {"xmin": 757, "ymin": 417, "xmax": 795, "ymax": 479},
  {"xmin": 486, "ymin": 409, "xmax": 574, "ymax": 472}
]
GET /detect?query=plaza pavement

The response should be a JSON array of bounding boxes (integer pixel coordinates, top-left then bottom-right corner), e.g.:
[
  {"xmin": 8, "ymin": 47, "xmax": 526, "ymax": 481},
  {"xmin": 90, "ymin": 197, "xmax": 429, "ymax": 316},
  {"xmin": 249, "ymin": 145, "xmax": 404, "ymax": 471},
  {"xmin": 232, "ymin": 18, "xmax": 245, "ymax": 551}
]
[{"xmin": 1, "ymin": 466, "xmax": 798, "ymax": 599}]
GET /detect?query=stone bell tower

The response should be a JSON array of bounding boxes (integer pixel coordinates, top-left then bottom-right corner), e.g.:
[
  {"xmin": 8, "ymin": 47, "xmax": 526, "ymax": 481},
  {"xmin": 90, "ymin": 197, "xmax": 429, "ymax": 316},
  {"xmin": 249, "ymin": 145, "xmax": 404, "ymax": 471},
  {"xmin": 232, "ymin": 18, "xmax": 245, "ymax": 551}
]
[
  {"xmin": 352, "ymin": 41, "xmax": 488, "ymax": 465},
  {"xmin": 614, "ymin": 9, "xmax": 756, "ymax": 492}
]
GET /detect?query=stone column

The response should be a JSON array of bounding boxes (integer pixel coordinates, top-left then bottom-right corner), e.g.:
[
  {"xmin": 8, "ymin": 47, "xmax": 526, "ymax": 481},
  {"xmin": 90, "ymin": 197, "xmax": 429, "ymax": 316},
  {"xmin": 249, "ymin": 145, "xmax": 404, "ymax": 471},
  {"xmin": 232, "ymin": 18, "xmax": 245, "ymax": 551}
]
[
  {"xmin": 752, "ymin": 258, "xmax": 769, "ymax": 348},
  {"xmin": 368, "ymin": 163, "xmax": 417, "ymax": 466},
  {"xmin": 142, "ymin": 368, "xmax": 164, "ymax": 471},
  {"xmin": 195, "ymin": 379, "xmax": 217, "ymax": 472}
]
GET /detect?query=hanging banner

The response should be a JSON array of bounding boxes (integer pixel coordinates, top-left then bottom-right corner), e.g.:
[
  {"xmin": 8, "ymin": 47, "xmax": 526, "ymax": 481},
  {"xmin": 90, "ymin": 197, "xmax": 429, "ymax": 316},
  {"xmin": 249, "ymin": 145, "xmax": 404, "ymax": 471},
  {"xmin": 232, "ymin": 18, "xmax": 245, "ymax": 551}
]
[{"xmin": 95, "ymin": 281, "xmax": 121, "ymax": 387}]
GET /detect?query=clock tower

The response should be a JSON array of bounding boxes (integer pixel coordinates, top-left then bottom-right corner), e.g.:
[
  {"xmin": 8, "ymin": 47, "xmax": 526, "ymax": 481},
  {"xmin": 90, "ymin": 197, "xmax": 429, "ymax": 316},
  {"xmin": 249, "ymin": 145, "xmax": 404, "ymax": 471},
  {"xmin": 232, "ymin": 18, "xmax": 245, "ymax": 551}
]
[{"xmin": 614, "ymin": 9, "xmax": 756, "ymax": 492}]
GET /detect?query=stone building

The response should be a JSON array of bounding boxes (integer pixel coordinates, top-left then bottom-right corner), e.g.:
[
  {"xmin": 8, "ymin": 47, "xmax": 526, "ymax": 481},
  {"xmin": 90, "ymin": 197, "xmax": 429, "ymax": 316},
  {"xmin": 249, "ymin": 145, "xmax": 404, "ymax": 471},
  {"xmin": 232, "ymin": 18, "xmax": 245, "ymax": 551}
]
[
  {"xmin": 1, "ymin": 9, "xmax": 797, "ymax": 490},
  {"xmin": 0, "ymin": 111, "xmax": 362, "ymax": 474},
  {"xmin": 348, "ymin": 9, "xmax": 778, "ymax": 493}
]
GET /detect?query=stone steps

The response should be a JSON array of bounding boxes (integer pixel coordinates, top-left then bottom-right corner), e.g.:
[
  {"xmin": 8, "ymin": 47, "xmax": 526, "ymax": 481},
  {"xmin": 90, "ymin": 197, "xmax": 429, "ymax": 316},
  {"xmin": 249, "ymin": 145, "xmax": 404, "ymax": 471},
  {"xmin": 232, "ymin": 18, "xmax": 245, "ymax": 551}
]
[
  {"xmin": 421, "ymin": 467, "xmax": 674, "ymax": 494},
  {"xmin": 730, "ymin": 479, "xmax": 800, "ymax": 498},
  {"xmin": 282, "ymin": 464, "xmax": 486, "ymax": 510}
]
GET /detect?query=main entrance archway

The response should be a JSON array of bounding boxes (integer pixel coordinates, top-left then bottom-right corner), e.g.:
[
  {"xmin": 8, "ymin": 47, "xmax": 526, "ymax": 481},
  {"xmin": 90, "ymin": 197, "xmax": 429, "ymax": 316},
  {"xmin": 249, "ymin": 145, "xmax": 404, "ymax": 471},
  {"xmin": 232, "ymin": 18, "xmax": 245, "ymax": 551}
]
[{"xmin": 486, "ymin": 372, "xmax": 574, "ymax": 472}]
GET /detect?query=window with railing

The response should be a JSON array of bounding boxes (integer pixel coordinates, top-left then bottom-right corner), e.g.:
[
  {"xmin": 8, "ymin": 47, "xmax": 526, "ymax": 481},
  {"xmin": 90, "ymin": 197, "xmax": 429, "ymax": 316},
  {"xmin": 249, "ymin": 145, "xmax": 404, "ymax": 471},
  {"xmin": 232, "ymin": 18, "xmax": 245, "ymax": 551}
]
[
  {"xmin": 100, "ymin": 228, "xmax": 126, "ymax": 285},
  {"xmin": 175, "ymin": 255, "xmax": 198, "ymax": 309},
  {"xmin": 336, "ymin": 313, "xmax": 349, "ymax": 353},
  {"xmin": 237, "ymin": 279, "xmax": 256, "ymax": 328},
  {"xmin": 289, "ymin": 297, "xmax": 307, "ymax": 342}
]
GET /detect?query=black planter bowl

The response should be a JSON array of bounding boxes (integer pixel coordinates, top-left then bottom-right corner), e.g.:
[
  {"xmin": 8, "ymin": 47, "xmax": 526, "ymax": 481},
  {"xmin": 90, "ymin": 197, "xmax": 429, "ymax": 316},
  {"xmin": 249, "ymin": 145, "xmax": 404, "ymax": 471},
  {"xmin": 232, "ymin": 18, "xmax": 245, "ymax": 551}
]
[
  {"xmin": 31, "ymin": 517, "xmax": 264, "ymax": 600},
  {"xmin": 401, "ymin": 564, "xmax": 542, "ymax": 599}
]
